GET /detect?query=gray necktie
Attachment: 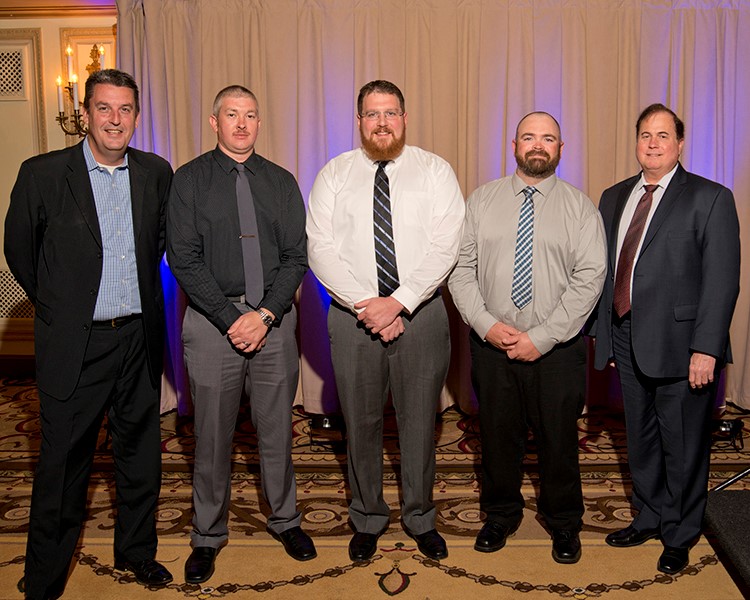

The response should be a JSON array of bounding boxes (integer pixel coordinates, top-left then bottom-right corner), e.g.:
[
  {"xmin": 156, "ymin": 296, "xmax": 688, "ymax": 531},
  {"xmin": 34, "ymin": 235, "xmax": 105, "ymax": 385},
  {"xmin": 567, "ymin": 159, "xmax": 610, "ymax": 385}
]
[
  {"xmin": 510, "ymin": 186, "xmax": 537, "ymax": 309},
  {"xmin": 235, "ymin": 163, "xmax": 264, "ymax": 307}
]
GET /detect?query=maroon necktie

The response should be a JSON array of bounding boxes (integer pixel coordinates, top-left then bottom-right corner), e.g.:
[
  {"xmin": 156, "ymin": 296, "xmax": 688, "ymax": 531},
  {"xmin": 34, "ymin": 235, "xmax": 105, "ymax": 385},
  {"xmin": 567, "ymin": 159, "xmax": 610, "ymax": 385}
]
[{"xmin": 613, "ymin": 184, "xmax": 658, "ymax": 318}]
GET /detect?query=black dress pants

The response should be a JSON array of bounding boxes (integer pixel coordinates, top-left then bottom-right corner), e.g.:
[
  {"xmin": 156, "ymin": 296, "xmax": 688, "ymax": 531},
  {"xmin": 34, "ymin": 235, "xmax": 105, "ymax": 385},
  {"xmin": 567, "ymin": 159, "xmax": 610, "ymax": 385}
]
[
  {"xmin": 471, "ymin": 332, "xmax": 586, "ymax": 532},
  {"xmin": 24, "ymin": 319, "xmax": 161, "ymax": 600}
]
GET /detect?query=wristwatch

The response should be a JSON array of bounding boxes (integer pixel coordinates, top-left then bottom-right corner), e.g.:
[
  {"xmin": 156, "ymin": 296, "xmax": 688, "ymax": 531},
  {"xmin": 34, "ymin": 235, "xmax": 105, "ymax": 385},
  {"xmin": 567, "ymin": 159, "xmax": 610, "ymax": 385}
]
[{"xmin": 256, "ymin": 308, "xmax": 274, "ymax": 327}]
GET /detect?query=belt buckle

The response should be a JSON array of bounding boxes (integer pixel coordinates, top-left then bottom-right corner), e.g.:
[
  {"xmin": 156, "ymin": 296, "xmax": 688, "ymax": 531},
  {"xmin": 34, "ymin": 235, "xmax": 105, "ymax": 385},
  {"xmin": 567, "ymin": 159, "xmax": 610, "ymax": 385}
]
[{"xmin": 110, "ymin": 318, "xmax": 117, "ymax": 328}]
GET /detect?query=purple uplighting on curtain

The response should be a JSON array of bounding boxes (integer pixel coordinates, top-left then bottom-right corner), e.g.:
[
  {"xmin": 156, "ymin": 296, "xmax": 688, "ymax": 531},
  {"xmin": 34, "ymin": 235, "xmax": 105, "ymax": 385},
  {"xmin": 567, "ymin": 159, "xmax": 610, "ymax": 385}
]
[{"xmin": 117, "ymin": 0, "xmax": 750, "ymax": 412}]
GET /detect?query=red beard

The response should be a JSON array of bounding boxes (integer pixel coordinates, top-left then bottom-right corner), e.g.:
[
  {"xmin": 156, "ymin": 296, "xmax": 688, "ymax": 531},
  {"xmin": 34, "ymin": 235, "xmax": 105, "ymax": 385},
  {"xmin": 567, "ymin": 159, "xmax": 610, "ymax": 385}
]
[{"xmin": 360, "ymin": 127, "xmax": 406, "ymax": 161}]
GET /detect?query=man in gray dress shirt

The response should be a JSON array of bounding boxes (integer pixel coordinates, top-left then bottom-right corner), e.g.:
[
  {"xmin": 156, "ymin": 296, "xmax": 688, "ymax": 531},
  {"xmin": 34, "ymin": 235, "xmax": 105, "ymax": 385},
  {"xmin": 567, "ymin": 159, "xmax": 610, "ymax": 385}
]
[{"xmin": 448, "ymin": 112, "xmax": 606, "ymax": 564}]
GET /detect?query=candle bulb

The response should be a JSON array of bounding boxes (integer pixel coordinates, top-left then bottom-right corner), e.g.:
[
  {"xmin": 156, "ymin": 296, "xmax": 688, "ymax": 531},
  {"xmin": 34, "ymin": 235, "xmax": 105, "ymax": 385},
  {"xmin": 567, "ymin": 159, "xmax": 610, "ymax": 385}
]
[
  {"xmin": 71, "ymin": 74, "xmax": 79, "ymax": 108},
  {"xmin": 56, "ymin": 76, "xmax": 64, "ymax": 112},
  {"xmin": 99, "ymin": 45, "xmax": 105, "ymax": 70},
  {"xmin": 65, "ymin": 45, "xmax": 73, "ymax": 82}
]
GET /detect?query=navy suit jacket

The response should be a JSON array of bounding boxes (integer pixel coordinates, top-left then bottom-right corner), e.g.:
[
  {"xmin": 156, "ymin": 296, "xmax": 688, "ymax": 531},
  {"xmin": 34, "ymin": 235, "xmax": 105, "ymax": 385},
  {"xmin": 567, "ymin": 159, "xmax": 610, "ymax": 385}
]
[
  {"xmin": 591, "ymin": 164, "xmax": 740, "ymax": 378},
  {"xmin": 4, "ymin": 141, "xmax": 173, "ymax": 400}
]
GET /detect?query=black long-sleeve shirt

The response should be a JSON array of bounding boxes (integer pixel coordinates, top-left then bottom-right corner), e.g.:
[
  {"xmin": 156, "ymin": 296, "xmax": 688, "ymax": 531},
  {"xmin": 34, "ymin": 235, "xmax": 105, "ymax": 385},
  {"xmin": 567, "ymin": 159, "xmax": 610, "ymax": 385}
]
[{"xmin": 167, "ymin": 147, "xmax": 307, "ymax": 334}]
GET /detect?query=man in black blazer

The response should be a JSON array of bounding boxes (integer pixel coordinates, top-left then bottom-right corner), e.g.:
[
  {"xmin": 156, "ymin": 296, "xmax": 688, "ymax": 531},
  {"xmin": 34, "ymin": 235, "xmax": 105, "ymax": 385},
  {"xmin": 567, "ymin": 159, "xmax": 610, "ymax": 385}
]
[
  {"xmin": 4, "ymin": 69, "xmax": 173, "ymax": 599},
  {"xmin": 591, "ymin": 104, "xmax": 740, "ymax": 575}
]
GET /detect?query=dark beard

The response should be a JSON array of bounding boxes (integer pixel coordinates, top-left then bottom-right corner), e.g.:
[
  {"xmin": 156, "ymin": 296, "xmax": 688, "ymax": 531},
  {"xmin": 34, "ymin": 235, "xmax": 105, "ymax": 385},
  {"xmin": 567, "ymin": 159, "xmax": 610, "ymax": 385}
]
[
  {"xmin": 360, "ymin": 127, "xmax": 406, "ymax": 161},
  {"xmin": 515, "ymin": 149, "xmax": 560, "ymax": 179}
]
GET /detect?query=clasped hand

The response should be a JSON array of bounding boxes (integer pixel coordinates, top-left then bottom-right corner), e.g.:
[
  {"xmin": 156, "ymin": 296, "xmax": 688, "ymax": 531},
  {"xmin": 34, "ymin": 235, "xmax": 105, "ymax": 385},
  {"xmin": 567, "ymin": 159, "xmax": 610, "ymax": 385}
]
[
  {"xmin": 354, "ymin": 296, "xmax": 405, "ymax": 342},
  {"xmin": 486, "ymin": 321, "xmax": 541, "ymax": 362},
  {"xmin": 226, "ymin": 310, "xmax": 273, "ymax": 353}
]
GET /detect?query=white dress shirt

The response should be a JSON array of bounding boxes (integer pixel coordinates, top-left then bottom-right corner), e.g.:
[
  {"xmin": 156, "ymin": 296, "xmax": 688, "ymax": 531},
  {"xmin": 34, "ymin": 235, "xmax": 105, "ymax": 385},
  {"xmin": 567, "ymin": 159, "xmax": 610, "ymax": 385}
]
[{"xmin": 307, "ymin": 145, "xmax": 465, "ymax": 313}]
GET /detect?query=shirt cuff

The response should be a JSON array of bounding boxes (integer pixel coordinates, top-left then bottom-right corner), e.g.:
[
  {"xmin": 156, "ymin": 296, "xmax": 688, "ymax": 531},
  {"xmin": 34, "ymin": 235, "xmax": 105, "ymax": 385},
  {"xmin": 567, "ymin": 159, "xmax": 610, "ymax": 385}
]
[
  {"xmin": 474, "ymin": 312, "xmax": 499, "ymax": 341},
  {"xmin": 527, "ymin": 327, "xmax": 556, "ymax": 356},
  {"xmin": 391, "ymin": 286, "xmax": 421, "ymax": 315},
  {"xmin": 216, "ymin": 302, "xmax": 243, "ymax": 335}
]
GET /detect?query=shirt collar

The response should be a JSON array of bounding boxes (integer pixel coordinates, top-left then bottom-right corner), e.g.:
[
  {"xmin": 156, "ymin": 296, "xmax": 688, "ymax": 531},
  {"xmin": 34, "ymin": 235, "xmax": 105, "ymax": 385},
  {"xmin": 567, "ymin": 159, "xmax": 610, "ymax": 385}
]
[
  {"xmin": 511, "ymin": 172, "xmax": 557, "ymax": 201},
  {"xmin": 637, "ymin": 162, "xmax": 679, "ymax": 192},
  {"xmin": 361, "ymin": 145, "xmax": 408, "ymax": 168},
  {"xmin": 83, "ymin": 136, "xmax": 129, "ymax": 172},
  {"xmin": 212, "ymin": 145, "xmax": 261, "ymax": 175}
]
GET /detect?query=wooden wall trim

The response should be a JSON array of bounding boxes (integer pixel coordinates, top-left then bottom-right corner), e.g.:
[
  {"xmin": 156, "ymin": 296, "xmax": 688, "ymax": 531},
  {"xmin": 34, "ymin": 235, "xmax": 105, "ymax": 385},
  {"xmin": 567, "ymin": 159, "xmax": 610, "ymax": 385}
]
[
  {"xmin": 0, "ymin": 1, "xmax": 116, "ymax": 18},
  {"xmin": 0, "ymin": 318, "xmax": 34, "ymax": 356},
  {"xmin": 0, "ymin": 28, "xmax": 47, "ymax": 155}
]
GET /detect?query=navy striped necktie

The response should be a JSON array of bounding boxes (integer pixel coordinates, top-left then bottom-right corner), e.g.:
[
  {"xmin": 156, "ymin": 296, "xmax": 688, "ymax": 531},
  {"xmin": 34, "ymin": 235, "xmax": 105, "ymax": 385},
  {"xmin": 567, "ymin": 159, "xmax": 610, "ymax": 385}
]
[{"xmin": 373, "ymin": 161, "xmax": 400, "ymax": 296}]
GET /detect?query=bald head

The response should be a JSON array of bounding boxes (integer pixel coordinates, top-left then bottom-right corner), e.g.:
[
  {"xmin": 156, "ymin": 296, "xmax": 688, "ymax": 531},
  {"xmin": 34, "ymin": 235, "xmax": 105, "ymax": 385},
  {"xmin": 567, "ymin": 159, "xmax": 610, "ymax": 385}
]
[
  {"xmin": 513, "ymin": 112, "xmax": 564, "ymax": 181},
  {"xmin": 515, "ymin": 111, "xmax": 561, "ymax": 141}
]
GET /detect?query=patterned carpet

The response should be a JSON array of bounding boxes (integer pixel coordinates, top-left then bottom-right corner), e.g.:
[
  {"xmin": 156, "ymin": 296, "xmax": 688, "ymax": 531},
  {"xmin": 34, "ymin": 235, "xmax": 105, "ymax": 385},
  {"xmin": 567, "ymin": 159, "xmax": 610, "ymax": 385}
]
[
  {"xmin": 0, "ymin": 376, "xmax": 749, "ymax": 598},
  {"xmin": 2, "ymin": 375, "xmax": 748, "ymax": 475}
]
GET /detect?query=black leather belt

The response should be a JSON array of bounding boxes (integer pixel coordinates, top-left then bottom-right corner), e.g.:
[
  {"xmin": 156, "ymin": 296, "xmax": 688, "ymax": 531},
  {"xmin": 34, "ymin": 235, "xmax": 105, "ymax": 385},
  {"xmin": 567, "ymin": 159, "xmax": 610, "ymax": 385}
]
[{"xmin": 92, "ymin": 314, "xmax": 142, "ymax": 329}]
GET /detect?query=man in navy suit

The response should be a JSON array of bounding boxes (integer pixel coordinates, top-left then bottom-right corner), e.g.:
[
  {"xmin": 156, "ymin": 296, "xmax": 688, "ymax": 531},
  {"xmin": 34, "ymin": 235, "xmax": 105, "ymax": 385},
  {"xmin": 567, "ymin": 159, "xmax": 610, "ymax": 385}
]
[
  {"xmin": 5, "ymin": 69, "xmax": 173, "ymax": 599},
  {"xmin": 591, "ymin": 104, "xmax": 740, "ymax": 574}
]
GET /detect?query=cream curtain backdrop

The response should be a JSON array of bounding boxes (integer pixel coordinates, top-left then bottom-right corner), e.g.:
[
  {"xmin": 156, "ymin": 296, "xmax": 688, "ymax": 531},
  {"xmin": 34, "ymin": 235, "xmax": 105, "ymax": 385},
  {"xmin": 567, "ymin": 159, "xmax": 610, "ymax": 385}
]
[{"xmin": 116, "ymin": 0, "xmax": 750, "ymax": 414}]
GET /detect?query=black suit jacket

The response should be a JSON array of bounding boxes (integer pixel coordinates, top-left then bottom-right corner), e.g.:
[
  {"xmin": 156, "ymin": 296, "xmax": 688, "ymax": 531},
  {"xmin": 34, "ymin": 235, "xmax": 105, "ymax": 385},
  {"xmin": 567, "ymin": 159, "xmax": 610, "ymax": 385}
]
[
  {"xmin": 4, "ymin": 141, "xmax": 173, "ymax": 400},
  {"xmin": 591, "ymin": 164, "xmax": 740, "ymax": 378}
]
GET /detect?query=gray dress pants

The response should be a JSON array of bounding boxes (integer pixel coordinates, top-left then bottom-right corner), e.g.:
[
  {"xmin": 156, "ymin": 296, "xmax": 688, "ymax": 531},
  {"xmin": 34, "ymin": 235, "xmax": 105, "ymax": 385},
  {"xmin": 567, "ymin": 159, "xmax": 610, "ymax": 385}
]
[
  {"xmin": 183, "ymin": 303, "xmax": 301, "ymax": 548},
  {"xmin": 328, "ymin": 296, "xmax": 449, "ymax": 535}
]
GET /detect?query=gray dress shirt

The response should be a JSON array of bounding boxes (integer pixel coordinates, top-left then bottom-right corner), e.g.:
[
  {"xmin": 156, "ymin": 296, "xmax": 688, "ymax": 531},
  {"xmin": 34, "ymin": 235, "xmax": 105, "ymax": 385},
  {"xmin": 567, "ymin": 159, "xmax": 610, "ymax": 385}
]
[{"xmin": 448, "ymin": 172, "xmax": 606, "ymax": 355}]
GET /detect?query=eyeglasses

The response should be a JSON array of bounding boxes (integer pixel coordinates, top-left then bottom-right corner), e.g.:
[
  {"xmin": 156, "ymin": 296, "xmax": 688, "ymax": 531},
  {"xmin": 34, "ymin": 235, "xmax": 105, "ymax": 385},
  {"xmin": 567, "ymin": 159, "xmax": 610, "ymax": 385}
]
[{"xmin": 359, "ymin": 110, "xmax": 404, "ymax": 121}]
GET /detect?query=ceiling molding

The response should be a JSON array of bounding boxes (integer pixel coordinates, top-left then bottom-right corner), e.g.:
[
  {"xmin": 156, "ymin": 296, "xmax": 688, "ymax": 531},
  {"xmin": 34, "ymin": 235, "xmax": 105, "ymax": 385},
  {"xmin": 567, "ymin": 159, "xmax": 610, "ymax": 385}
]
[{"xmin": 0, "ymin": 1, "xmax": 116, "ymax": 18}]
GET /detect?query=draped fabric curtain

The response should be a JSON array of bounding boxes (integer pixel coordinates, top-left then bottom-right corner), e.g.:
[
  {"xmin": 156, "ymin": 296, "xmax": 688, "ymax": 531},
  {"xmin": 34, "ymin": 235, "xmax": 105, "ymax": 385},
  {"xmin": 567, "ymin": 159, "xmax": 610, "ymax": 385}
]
[{"xmin": 116, "ymin": 0, "xmax": 750, "ymax": 414}]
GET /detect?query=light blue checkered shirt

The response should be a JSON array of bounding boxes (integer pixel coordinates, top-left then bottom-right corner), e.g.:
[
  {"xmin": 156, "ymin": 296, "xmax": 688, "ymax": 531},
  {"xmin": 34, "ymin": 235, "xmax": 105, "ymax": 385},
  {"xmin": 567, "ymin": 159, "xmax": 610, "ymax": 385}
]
[{"xmin": 83, "ymin": 138, "xmax": 142, "ymax": 320}]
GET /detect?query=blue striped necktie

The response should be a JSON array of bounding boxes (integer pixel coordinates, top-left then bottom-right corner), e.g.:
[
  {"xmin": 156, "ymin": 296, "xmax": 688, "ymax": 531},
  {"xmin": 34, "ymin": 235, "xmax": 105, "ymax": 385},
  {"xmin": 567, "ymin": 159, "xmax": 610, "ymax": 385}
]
[
  {"xmin": 510, "ymin": 186, "xmax": 537, "ymax": 309},
  {"xmin": 373, "ymin": 160, "xmax": 400, "ymax": 296}
]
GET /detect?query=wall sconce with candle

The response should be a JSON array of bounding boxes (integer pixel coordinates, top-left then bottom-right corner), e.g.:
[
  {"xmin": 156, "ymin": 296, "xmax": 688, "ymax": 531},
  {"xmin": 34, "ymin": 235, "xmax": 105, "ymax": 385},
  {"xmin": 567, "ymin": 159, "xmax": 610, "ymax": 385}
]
[{"xmin": 56, "ymin": 43, "xmax": 107, "ymax": 137}]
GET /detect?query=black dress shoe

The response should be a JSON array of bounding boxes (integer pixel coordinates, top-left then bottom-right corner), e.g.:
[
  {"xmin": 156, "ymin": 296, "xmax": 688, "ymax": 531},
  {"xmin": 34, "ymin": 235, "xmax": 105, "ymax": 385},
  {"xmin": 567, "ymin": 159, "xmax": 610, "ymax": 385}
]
[
  {"xmin": 17, "ymin": 576, "xmax": 64, "ymax": 600},
  {"xmin": 185, "ymin": 546, "xmax": 218, "ymax": 584},
  {"xmin": 474, "ymin": 520, "xmax": 520, "ymax": 553},
  {"xmin": 405, "ymin": 527, "xmax": 448, "ymax": 560},
  {"xmin": 657, "ymin": 546, "xmax": 689, "ymax": 574},
  {"xmin": 605, "ymin": 525, "xmax": 660, "ymax": 548},
  {"xmin": 349, "ymin": 531, "xmax": 381, "ymax": 561},
  {"xmin": 273, "ymin": 526, "xmax": 317, "ymax": 561},
  {"xmin": 551, "ymin": 529, "xmax": 581, "ymax": 564},
  {"xmin": 114, "ymin": 558, "xmax": 173, "ymax": 587}
]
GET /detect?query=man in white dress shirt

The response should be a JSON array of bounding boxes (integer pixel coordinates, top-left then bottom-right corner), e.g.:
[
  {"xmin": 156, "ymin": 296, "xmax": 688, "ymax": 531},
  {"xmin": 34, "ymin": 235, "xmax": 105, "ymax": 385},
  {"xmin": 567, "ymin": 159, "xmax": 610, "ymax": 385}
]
[{"xmin": 307, "ymin": 80, "xmax": 465, "ymax": 562}]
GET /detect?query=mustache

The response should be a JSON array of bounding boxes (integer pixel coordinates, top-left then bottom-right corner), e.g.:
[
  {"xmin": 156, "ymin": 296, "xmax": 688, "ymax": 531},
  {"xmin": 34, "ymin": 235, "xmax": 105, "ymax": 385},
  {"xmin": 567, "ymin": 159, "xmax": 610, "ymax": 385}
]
[
  {"xmin": 525, "ymin": 150, "xmax": 550, "ymax": 160},
  {"xmin": 373, "ymin": 127, "xmax": 393, "ymax": 135}
]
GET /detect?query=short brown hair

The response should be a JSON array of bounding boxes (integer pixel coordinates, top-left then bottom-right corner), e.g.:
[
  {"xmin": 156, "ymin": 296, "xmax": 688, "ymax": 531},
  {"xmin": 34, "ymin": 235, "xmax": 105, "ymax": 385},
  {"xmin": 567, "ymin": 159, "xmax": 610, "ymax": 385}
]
[
  {"xmin": 212, "ymin": 85, "xmax": 259, "ymax": 116},
  {"xmin": 357, "ymin": 80, "xmax": 405, "ymax": 115},
  {"xmin": 636, "ymin": 103, "xmax": 684, "ymax": 140},
  {"xmin": 83, "ymin": 69, "xmax": 140, "ymax": 114}
]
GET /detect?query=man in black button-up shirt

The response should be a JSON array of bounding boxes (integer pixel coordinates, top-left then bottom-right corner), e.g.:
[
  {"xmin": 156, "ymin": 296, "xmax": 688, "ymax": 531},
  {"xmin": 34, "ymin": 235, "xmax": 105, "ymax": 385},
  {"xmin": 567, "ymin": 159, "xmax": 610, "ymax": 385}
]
[{"xmin": 167, "ymin": 85, "xmax": 314, "ymax": 582}]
